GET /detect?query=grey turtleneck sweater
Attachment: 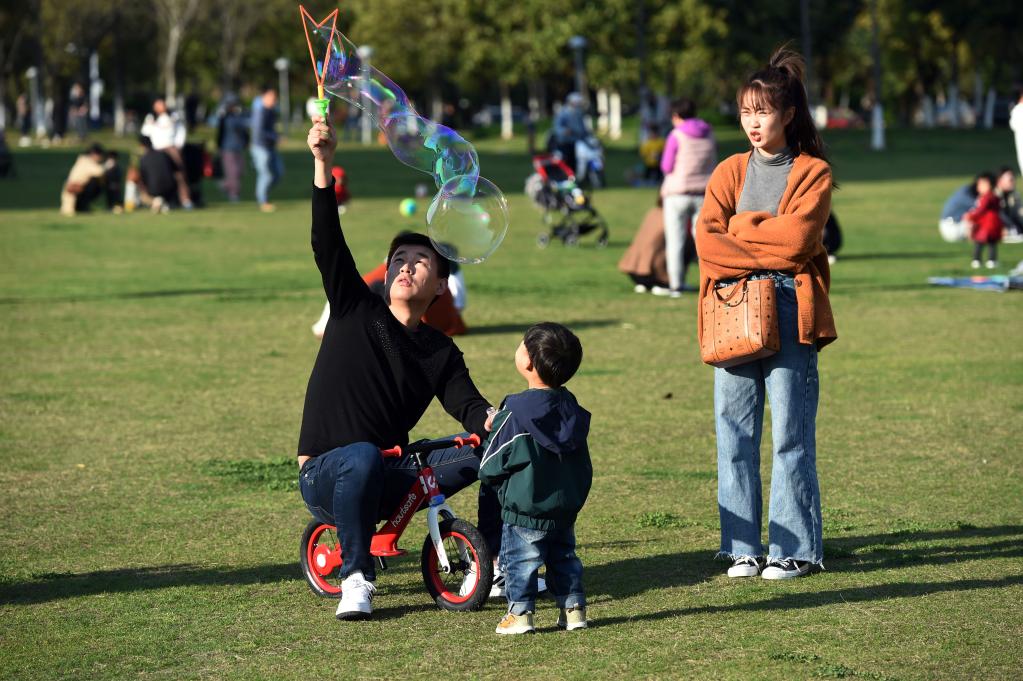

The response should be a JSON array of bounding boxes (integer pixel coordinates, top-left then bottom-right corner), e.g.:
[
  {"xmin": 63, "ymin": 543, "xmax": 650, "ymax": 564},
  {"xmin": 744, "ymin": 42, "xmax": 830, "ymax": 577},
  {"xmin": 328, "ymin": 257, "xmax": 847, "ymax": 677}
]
[{"xmin": 735, "ymin": 147, "xmax": 795, "ymax": 216}]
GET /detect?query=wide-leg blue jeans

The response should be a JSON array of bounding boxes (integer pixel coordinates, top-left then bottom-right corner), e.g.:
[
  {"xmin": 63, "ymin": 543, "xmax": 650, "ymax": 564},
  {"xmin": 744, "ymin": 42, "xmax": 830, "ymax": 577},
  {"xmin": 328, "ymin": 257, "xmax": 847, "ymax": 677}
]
[{"xmin": 714, "ymin": 274, "xmax": 823, "ymax": 565}]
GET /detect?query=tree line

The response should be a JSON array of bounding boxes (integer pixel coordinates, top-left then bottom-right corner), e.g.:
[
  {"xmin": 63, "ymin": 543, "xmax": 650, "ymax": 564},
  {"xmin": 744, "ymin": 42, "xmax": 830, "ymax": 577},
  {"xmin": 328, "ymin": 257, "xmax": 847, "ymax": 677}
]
[{"xmin": 1, "ymin": 0, "xmax": 1020, "ymax": 138}]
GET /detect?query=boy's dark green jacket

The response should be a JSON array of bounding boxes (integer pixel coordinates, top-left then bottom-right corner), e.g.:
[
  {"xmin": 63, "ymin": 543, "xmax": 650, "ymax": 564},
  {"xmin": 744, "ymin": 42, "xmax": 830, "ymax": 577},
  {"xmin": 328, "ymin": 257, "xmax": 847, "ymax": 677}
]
[{"xmin": 478, "ymin": 387, "xmax": 592, "ymax": 530}]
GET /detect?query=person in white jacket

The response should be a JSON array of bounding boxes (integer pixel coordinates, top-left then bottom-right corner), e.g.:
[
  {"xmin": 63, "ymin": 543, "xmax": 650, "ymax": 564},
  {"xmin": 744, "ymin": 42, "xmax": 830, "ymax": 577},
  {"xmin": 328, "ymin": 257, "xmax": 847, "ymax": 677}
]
[
  {"xmin": 141, "ymin": 98, "xmax": 193, "ymax": 209},
  {"xmin": 1011, "ymin": 89, "xmax": 1023, "ymax": 176}
]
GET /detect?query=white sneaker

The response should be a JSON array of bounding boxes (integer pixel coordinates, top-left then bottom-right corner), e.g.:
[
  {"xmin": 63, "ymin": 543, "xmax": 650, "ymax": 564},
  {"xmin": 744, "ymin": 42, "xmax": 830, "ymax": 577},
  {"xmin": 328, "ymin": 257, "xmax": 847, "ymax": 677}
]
[
  {"xmin": 727, "ymin": 555, "xmax": 765, "ymax": 578},
  {"xmin": 971, "ymin": 260, "xmax": 981, "ymax": 269},
  {"xmin": 985, "ymin": 260, "xmax": 997, "ymax": 269},
  {"xmin": 633, "ymin": 284, "xmax": 648, "ymax": 294},
  {"xmin": 557, "ymin": 606, "xmax": 588, "ymax": 630},
  {"xmin": 489, "ymin": 568, "xmax": 546, "ymax": 599},
  {"xmin": 335, "ymin": 570, "xmax": 376, "ymax": 620},
  {"xmin": 761, "ymin": 558, "xmax": 812, "ymax": 580},
  {"xmin": 495, "ymin": 611, "xmax": 534, "ymax": 635},
  {"xmin": 650, "ymin": 286, "xmax": 672, "ymax": 297},
  {"xmin": 827, "ymin": 254, "xmax": 838, "ymax": 265}
]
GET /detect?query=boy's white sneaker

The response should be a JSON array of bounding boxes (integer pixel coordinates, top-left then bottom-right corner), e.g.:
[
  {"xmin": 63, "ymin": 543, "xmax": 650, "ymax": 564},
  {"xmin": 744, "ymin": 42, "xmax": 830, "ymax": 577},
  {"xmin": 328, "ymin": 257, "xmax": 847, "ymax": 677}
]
[
  {"xmin": 971, "ymin": 259, "xmax": 982, "ymax": 269},
  {"xmin": 761, "ymin": 558, "xmax": 812, "ymax": 580},
  {"xmin": 495, "ymin": 611, "xmax": 535, "ymax": 635},
  {"xmin": 557, "ymin": 606, "xmax": 588, "ymax": 630},
  {"xmin": 985, "ymin": 260, "xmax": 997, "ymax": 269},
  {"xmin": 727, "ymin": 556, "xmax": 765, "ymax": 578},
  {"xmin": 335, "ymin": 570, "xmax": 376, "ymax": 620}
]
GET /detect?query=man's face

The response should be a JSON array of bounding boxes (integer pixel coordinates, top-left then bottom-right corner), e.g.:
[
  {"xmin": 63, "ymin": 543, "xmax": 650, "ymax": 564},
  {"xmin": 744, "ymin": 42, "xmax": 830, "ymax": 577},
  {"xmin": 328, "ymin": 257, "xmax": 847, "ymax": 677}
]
[
  {"xmin": 997, "ymin": 171, "xmax": 1015, "ymax": 193},
  {"xmin": 385, "ymin": 245, "xmax": 446, "ymax": 305},
  {"xmin": 263, "ymin": 91, "xmax": 277, "ymax": 108}
]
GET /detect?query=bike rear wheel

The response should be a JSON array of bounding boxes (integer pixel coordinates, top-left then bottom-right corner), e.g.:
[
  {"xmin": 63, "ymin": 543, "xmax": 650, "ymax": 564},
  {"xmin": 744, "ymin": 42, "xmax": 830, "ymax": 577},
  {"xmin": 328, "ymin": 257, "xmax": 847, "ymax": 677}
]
[
  {"xmin": 420, "ymin": 518, "xmax": 493, "ymax": 612},
  {"xmin": 300, "ymin": 519, "xmax": 344, "ymax": 598}
]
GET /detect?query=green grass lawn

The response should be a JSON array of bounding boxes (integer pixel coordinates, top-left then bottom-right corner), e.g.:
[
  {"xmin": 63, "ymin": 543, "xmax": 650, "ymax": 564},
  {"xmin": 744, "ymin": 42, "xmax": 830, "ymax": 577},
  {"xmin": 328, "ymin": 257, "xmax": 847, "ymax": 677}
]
[{"xmin": 1, "ymin": 127, "xmax": 1021, "ymax": 680}]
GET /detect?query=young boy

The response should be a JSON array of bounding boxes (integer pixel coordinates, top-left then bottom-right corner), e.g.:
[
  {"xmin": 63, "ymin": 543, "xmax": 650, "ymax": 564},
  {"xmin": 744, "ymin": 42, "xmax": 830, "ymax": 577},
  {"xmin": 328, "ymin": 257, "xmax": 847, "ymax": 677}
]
[{"xmin": 479, "ymin": 322, "xmax": 592, "ymax": 635}]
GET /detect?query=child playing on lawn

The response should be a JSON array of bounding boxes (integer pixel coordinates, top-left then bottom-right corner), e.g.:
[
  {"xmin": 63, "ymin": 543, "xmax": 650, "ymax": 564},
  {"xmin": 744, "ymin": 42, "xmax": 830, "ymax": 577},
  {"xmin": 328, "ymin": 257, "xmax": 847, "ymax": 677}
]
[
  {"xmin": 479, "ymin": 322, "xmax": 592, "ymax": 635},
  {"xmin": 965, "ymin": 172, "xmax": 1004, "ymax": 269}
]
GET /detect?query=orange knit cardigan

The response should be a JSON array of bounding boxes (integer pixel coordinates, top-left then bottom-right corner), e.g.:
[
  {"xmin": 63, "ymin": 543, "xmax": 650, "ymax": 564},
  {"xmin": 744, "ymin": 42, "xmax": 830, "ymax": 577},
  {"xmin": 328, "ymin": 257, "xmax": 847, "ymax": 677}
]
[{"xmin": 694, "ymin": 151, "xmax": 837, "ymax": 349}]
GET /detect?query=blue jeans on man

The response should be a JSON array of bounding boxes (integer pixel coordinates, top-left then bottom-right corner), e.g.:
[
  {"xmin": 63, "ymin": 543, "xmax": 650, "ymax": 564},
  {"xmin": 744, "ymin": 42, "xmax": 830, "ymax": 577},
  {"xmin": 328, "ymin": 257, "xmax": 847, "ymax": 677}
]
[
  {"xmin": 299, "ymin": 437, "xmax": 502, "ymax": 581},
  {"xmin": 250, "ymin": 144, "xmax": 282, "ymax": 205},
  {"xmin": 500, "ymin": 523, "xmax": 585, "ymax": 615},
  {"xmin": 714, "ymin": 273, "xmax": 823, "ymax": 565}
]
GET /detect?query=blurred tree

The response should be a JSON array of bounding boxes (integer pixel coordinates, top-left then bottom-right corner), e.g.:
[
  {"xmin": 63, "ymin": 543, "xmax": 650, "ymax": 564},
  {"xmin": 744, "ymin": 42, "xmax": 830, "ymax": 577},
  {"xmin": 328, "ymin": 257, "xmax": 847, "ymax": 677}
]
[{"xmin": 152, "ymin": 0, "xmax": 202, "ymax": 102}]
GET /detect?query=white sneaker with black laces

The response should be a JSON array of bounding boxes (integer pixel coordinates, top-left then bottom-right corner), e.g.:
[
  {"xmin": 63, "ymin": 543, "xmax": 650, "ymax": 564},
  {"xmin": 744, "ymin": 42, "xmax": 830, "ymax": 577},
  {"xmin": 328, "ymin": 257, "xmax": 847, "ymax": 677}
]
[
  {"xmin": 335, "ymin": 570, "xmax": 376, "ymax": 620},
  {"xmin": 727, "ymin": 556, "xmax": 765, "ymax": 578},
  {"xmin": 761, "ymin": 558, "xmax": 812, "ymax": 580},
  {"xmin": 488, "ymin": 567, "xmax": 547, "ymax": 599}
]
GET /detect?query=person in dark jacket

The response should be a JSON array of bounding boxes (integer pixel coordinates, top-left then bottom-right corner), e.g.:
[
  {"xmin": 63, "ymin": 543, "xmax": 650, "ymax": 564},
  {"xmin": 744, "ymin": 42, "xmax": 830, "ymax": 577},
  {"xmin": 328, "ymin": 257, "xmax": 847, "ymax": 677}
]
[{"xmin": 479, "ymin": 322, "xmax": 592, "ymax": 635}]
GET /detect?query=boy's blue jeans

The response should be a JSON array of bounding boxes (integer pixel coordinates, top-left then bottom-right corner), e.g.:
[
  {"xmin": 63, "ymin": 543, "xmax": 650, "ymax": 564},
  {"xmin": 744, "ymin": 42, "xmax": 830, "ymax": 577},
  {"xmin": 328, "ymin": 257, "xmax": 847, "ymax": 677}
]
[
  {"xmin": 299, "ymin": 437, "xmax": 501, "ymax": 582},
  {"xmin": 714, "ymin": 273, "xmax": 823, "ymax": 565},
  {"xmin": 500, "ymin": 523, "xmax": 585, "ymax": 615},
  {"xmin": 250, "ymin": 144, "xmax": 282, "ymax": 204}
]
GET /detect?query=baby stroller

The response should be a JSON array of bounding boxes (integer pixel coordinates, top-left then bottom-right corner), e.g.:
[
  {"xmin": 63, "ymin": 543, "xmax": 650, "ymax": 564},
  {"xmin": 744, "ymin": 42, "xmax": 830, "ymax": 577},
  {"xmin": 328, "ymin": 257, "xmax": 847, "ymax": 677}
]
[{"xmin": 525, "ymin": 154, "xmax": 609, "ymax": 248}]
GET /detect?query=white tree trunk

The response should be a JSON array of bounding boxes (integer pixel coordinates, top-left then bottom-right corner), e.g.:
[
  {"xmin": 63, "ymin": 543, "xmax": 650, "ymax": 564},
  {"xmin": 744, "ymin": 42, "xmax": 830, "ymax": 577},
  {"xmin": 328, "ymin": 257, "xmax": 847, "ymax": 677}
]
[
  {"xmin": 609, "ymin": 90, "xmax": 621, "ymax": 140},
  {"xmin": 983, "ymin": 87, "xmax": 995, "ymax": 129},
  {"xmin": 921, "ymin": 94, "xmax": 935, "ymax": 128},
  {"xmin": 871, "ymin": 104, "xmax": 885, "ymax": 150},
  {"xmin": 596, "ymin": 88, "xmax": 608, "ymax": 135},
  {"xmin": 499, "ymin": 82, "xmax": 512, "ymax": 140},
  {"xmin": 164, "ymin": 24, "xmax": 180, "ymax": 102},
  {"xmin": 949, "ymin": 83, "xmax": 960, "ymax": 128}
]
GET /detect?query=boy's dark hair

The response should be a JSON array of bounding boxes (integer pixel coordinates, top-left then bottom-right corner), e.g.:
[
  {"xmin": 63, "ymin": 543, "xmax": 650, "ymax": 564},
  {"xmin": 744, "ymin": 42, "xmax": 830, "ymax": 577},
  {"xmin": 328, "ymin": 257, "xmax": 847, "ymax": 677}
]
[
  {"xmin": 139, "ymin": 135, "xmax": 154, "ymax": 150},
  {"xmin": 87, "ymin": 143, "xmax": 105, "ymax": 157},
  {"xmin": 523, "ymin": 322, "xmax": 583, "ymax": 388},
  {"xmin": 671, "ymin": 98, "xmax": 696, "ymax": 120},
  {"xmin": 386, "ymin": 232, "xmax": 450, "ymax": 279}
]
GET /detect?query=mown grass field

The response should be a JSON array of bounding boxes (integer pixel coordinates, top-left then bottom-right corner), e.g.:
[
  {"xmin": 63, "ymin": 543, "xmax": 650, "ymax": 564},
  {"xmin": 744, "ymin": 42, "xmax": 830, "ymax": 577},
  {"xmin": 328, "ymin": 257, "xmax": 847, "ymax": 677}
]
[{"xmin": 1, "ymin": 126, "xmax": 1021, "ymax": 680}]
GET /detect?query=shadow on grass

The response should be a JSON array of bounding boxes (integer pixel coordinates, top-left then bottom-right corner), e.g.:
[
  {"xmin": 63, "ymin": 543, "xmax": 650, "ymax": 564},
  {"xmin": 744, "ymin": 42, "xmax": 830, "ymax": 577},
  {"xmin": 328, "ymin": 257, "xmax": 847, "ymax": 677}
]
[
  {"xmin": 836, "ymin": 251, "xmax": 951, "ymax": 261},
  {"xmin": 0, "ymin": 562, "xmax": 300, "ymax": 606}
]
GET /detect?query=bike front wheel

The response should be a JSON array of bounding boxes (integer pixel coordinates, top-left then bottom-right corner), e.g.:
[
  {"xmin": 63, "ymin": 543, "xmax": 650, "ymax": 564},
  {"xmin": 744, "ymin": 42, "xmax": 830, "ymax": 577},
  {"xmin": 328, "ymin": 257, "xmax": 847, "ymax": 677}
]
[{"xmin": 420, "ymin": 518, "xmax": 493, "ymax": 612}]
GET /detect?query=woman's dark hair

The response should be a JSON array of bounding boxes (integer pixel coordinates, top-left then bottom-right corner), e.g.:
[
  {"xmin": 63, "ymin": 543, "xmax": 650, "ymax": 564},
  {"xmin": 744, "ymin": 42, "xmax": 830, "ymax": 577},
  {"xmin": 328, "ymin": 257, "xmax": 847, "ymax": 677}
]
[
  {"xmin": 523, "ymin": 322, "xmax": 583, "ymax": 388},
  {"xmin": 973, "ymin": 171, "xmax": 995, "ymax": 194},
  {"xmin": 737, "ymin": 45, "xmax": 828, "ymax": 163},
  {"xmin": 671, "ymin": 98, "xmax": 696, "ymax": 120}
]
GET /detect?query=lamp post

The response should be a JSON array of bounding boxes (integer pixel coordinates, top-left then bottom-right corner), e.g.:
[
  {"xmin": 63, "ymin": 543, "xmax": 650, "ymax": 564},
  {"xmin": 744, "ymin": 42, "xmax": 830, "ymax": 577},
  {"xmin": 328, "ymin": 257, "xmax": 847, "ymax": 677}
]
[
  {"xmin": 869, "ymin": 0, "xmax": 885, "ymax": 151},
  {"xmin": 26, "ymin": 66, "xmax": 44, "ymax": 138},
  {"xmin": 356, "ymin": 45, "xmax": 373, "ymax": 145},
  {"xmin": 569, "ymin": 35, "xmax": 587, "ymax": 98},
  {"xmin": 274, "ymin": 57, "xmax": 290, "ymax": 133}
]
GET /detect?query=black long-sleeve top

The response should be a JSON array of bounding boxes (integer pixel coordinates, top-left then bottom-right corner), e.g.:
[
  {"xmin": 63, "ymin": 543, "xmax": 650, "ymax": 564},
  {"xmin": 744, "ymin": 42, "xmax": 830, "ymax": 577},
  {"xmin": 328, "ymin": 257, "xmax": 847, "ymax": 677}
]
[{"xmin": 297, "ymin": 184, "xmax": 490, "ymax": 457}]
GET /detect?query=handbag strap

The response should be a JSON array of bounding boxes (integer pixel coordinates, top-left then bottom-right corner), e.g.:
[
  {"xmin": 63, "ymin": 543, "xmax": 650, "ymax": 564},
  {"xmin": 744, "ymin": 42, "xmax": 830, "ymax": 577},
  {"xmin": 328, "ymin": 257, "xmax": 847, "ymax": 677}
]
[{"xmin": 712, "ymin": 278, "xmax": 748, "ymax": 306}]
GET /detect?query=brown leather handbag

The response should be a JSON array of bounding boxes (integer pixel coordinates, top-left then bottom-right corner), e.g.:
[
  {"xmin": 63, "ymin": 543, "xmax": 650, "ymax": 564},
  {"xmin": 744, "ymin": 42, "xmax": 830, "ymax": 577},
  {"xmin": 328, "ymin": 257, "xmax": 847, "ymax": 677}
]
[{"xmin": 700, "ymin": 277, "xmax": 780, "ymax": 368}]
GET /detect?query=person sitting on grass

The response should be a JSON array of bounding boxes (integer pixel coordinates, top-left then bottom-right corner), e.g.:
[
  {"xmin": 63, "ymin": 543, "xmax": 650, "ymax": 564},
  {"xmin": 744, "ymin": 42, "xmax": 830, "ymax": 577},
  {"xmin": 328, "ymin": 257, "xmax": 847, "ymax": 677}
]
[
  {"xmin": 297, "ymin": 113, "xmax": 502, "ymax": 621},
  {"xmin": 138, "ymin": 136, "xmax": 178, "ymax": 212},
  {"xmin": 59, "ymin": 143, "xmax": 107, "ymax": 216},
  {"xmin": 479, "ymin": 322, "xmax": 592, "ymax": 635},
  {"xmin": 994, "ymin": 166, "xmax": 1023, "ymax": 243}
]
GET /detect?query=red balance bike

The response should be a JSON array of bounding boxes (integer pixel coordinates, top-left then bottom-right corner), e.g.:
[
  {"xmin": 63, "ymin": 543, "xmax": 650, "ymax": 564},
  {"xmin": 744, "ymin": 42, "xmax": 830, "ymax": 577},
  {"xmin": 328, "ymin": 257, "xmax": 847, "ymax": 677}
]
[{"xmin": 299, "ymin": 434, "xmax": 494, "ymax": 611}]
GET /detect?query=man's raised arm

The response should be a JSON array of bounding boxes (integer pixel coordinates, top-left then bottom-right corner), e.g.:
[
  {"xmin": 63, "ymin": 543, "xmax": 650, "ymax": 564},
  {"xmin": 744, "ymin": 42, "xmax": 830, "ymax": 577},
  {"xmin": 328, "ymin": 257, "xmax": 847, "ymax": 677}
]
[{"xmin": 308, "ymin": 114, "xmax": 368, "ymax": 310}]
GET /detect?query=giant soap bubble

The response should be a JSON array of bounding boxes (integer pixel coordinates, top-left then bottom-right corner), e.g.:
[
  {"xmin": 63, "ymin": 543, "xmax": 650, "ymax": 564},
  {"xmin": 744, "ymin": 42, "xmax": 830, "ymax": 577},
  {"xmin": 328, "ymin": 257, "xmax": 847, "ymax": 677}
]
[{"xmin": 300, "ymin": 7, "xmax": 507, "ymax": 264}]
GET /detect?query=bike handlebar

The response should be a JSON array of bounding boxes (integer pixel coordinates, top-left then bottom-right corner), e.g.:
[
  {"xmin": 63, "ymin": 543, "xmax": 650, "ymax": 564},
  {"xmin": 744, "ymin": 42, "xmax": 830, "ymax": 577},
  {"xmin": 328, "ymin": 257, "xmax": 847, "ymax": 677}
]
[{"xmin": 379, "ymin": 433, "xmax": 481, "ymax": 458}]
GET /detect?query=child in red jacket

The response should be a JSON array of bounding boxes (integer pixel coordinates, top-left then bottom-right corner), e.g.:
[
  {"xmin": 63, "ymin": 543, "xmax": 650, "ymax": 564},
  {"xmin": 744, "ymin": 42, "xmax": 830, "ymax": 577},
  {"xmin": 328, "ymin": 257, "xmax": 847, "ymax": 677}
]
[{"xmin": 965, "ymin": 172, "xmax": 1003, "ymax": 269}]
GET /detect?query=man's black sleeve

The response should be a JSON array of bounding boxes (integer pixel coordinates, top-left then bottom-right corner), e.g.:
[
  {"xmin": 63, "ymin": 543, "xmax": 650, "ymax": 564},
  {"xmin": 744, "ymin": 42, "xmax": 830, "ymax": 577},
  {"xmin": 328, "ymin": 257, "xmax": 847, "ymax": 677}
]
[
  {"xmin": 311, "ymin": 182, "xmax": 370, "ymax": 312},
  {"xmin": 436, "ymin": 348, "xmax": 491, "ymax": 438}
]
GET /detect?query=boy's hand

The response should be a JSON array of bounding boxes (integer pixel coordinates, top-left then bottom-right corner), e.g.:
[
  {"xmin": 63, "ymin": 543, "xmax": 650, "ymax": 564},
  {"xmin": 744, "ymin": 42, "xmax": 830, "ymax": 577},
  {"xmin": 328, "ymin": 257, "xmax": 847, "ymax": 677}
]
[
  {"xmin": 308, "ymin": 115, "xmax": 336, "ymax": 163},
  {"xmin": 484, "ymin": 407, "xmax": 499, "ymax": 432}
]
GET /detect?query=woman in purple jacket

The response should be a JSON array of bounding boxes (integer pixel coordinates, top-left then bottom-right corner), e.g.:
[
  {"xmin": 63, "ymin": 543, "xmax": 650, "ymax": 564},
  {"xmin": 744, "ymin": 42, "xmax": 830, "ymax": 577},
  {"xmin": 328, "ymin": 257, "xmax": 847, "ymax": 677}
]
[{"xmin": 658, "ymin": 99, "xmax": 718, "ymax": 297}]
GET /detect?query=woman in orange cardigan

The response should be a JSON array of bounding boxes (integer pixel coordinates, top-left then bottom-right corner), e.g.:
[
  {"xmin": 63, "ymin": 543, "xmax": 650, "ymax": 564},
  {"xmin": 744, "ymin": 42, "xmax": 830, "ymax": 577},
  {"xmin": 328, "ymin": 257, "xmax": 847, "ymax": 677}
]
[{"xmin": 694, "ymin": 48, "xmax": 837, "ymax": 580}]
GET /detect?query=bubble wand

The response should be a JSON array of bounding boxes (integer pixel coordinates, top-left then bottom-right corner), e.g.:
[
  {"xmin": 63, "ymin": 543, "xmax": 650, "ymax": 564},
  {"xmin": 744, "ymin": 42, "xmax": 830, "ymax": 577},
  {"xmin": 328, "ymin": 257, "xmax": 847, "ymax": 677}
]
[
  {"xmin": 299, "ymin": 5, "xmax": 337, "ymax": 120},
  {"xmin": 297, "ymin": 4, "xmax": 509, "ymax": 264}
]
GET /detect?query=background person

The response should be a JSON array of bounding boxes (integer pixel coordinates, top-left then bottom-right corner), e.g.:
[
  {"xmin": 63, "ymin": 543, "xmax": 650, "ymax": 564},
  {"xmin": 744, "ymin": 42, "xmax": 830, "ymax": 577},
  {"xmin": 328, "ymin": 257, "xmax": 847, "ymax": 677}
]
[
  {"xmin": 695, "ymin": 47, "xmax": 836, "ymax": 581},
  {"xmin": 251, "ymin": 85, "xmax": 283, "ymax": 212},
  {"xmin": 59, "ymin": 143, "xmax": 107, "ymax": 216},
  {"xmin": 137, "ymin": 136, "xmax": 178, "ymax": 212},
  {"xmin": 994, "ymin": 166, "xmax": 1023, "ymax": 243},
  {"xmin": 659, "ymin": 98, "xmax": 717, "ymax": 297},
  {"xmin": 939, "ymin": 179, "xmax": 979, "ymax": 242},
  {"xmin": 216, "ymin": 94, "xmax": 249, "ymax": 202},
  {"xmin": 141, "ymin": 98, "xmax": 194, "ymax": 209},
  {"xmin": 964, "ymin": 172, "xmax": 1003, "ymax": 269}
]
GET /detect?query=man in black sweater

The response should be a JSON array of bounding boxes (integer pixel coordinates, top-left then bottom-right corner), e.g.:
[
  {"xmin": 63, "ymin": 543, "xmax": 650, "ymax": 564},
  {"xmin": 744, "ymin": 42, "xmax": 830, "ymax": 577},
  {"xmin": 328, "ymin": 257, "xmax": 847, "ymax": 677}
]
[{"xmin": 297, "ymin": 114, "xmax": 498, "ymax": 621}]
